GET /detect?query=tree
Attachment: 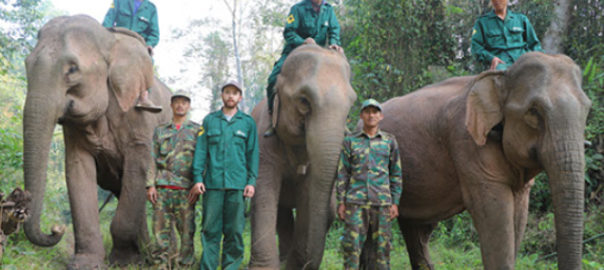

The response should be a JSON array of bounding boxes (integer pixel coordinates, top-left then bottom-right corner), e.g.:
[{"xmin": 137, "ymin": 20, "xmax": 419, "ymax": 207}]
[
  {"xmin": 541, "ymin": 0, "xmax": 572, "ymax": 53},
  {"xmin": 224, "ymin": 0, "xmax": 244, "ymax": 91},
  {"xmin": 201, "ymin": 31, "xmax": 232, "ymax": 112}
]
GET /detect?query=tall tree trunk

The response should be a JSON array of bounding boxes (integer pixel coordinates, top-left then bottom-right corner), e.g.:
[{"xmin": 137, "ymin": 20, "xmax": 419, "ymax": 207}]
[
  {"xmin": 542, "ymin": 0, "xmax": 572, "ymax": 53},
  {"xmin": 224, "ymin": 0, "xmax": 245, "ymax": 110}
]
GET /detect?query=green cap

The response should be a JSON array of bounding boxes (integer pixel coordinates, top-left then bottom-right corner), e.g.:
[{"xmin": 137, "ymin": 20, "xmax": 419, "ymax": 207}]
[
  {"xmin": 171, "ymin": 90, "xmax": 191, "ymax": 102},
  {"xmin": 360, "ymin": 98, "xmax": 382, "ymax": 111}
]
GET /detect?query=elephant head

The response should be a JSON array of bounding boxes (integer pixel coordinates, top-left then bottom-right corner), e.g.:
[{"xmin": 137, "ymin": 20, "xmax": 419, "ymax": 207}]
[
  {"xmin": 273, "ymin": 44, "xmax": 357, "ymax": 267},
  {"xmin": 465, "ymin": 52, "xmax": 591, "ymax": 269},
  {"xmin": 23, "ymin": 15, "xmax": 154, "ymax": 246}
]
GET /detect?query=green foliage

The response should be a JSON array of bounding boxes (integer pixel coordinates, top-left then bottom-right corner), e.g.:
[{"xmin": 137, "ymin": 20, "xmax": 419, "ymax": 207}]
[
  {"xmin": 582, "ymin": 55, "xmax": 604, "ymax": 205},
  {"xmin": 342, "ymin": 0, "xmax": 457, "ymax": 103}
]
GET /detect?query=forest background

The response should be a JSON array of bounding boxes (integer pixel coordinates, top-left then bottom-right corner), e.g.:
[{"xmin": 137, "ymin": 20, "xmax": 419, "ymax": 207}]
[{"xmin": 0, "ymin": 0, "xmax": 602, "ymax": 268}]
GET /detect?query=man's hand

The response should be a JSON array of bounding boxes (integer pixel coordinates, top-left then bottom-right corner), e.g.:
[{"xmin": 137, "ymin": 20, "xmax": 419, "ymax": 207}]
[
  {"xmin": 389, "ymin": 204, "xmax": 399, "ymax": 220},
  {"xmin": 146, "ymin": 186, "xmax": 158, "ymax": 205},
  {"xmin": 338, "ymin": 203, "xmax": 346, "ymax": 220},
  {"xmin": 243, "ymin": 185, "xmax": 255, "ymax": 198},
  {"xmin": 329, "ymin": 44, "xmax": 344, "ymax": 54},
  {"xmin": 303, "ymin": 37, "xmax": 316, "ymax": 45},
  {"xmin": 147, "ymin": 45, "xmax": 154, "ymax": 56},
  {"xmin": 489, "ymin": 56, "xmax": 505, "ymax": 70},
  {"xmin": 187, "ymin": 183, "xmax": 205, "ymax": 204}
]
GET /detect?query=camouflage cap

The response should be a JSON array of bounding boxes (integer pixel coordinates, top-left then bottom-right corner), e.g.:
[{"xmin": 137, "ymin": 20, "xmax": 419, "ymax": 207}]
[
  {"xmin": 360, "ymin": 98, "xmax": 382, "ymax": 111},
  {"xmin": 221, "ymin": 80, "xmax": 243, "ymax": 93},
  {"xmin": 171, "ymin": 90, "xmax": 191, "ymax": 102}
]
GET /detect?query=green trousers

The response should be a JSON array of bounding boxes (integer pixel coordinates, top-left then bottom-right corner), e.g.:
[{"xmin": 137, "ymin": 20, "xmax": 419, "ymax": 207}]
[
  {"xmin": 152, "ymin": 188, "xmax": 196, "ymax": 267},
  {"xmin": 266, "ymin": 53, "xmax": 289, "ymax": 113},
  {"xmin": 200, "ymin": 189, "xmax": 246, "ymax": 270}
]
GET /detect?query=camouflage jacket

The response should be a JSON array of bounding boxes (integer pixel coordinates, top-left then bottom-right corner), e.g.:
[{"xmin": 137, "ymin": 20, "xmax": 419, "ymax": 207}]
[
  {"xmin": 335, "ymin": 130, "xmax": 403, "ymax": 206},
  {"xmin": 147, "ymin": 120, "xmax": 200, "ymax": 189}
]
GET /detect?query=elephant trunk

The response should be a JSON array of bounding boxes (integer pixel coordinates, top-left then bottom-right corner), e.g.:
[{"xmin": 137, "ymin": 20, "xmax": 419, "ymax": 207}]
[
  {"xmin": 543, "ymin": 134, "xmax": 585, "ymax": 269},
  {"xmin": 288, "ymin": 107, "xmax": 349, "ymax": 269},
  {"xmin": 23, "ymin": 66, "xmax": 65, "ymax": 246}
]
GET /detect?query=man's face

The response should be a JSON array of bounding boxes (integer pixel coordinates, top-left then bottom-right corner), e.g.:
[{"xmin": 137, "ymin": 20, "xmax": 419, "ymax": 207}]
[
  {"xmin": 491, "ymin": 0, "xmax": 508, "ymax": 11},
  {"xmin": 171, "ymin": 97, "xmax": 190, "ymax": 117},
  {"xmin": 360, "ymin": 106, "xmax": 383, "ymax": 129},
  {"xmin": 221, "ymin": 86, "xmax": 242, "ymax": 109}
]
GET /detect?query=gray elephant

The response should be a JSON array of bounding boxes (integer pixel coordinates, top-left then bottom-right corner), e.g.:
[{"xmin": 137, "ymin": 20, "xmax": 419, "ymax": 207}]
[
  {"xmin": 370, "ymin": 52, "xmax": 590, "ymax": 269},
  {"xmin": 23, "ymin": 15, "xmax": 171, "ymax": 268},
  {"xmin": 249, "ymin": 44, "xmax": 357, "ymax": 269}
]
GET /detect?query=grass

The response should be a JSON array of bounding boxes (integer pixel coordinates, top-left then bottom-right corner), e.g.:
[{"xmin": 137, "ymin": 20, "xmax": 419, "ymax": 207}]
[{"xmin": 1, "ymin": 174, "xmax": 602, "ymax": 269}]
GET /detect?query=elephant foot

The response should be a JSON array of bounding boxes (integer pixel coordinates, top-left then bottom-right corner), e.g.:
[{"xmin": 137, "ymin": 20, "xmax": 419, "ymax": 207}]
[
  {"xmin": 249, "ymin": 266, "xmax": 280, "ymax": 270},
  {"xmin": 67, "ymin": 254, "xmax": 106, "ymax": 270},
  {"xmin": 412, "ymin": 263, "xmax": 434, "ymax": 270},
  {"xmin": 108, "ymin": 247, "xmax": 143, "ymax": 267}
]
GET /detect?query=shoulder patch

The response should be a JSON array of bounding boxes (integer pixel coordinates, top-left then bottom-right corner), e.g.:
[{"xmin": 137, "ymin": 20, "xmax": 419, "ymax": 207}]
[
  {"xmin": 110, "ymin": 1, "xmax": 114, "ymax": 9},
  {"xmin": 287, "ymin": 14, "xmax": 295, "ymax": 24},
  {"xmin": 197, "ymin": 126, "xmax": 205, "ymax": 136},
  {"xmin": 472, "ymin": 28, "xmax": 477, "ymax": 36}
]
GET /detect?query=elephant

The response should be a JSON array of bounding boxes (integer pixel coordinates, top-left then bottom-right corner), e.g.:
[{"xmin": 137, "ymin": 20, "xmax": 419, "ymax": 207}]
[
  {"xmin": 368, "ymin": 52, "xmax": 591, "ymax": 269},
  {"xmin": 249, "ymin": 44, "xmax": 357, "ymax": 269},
  {"xmin": 23, "ymin": 15, "xmax": 171, "ymax": 268}
]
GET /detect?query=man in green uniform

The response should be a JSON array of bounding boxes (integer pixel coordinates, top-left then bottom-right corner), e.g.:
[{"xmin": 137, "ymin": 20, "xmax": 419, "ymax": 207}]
[
  {"xmin": 335, "ymin": 99, "xmax": 403, "ymax": 270},
  {"xmin": 102, "ymin": 0, "xmax": 161, "ymax": 112},
  {"xmin": 103, "ymin": 0, "xmax": 159, "ymax": 50},
  {"xmin": 188, "ymin": 81, "xmax": 259, "ymax": 270},
  {"xmin": 471, "ymin": 0, "xmax": 543, "ymax": 71},
  {"xmin": 146, "ymin": 90, "xmax": 199, "ymax": 268},
  {"xmin": 264, "ymin": 0, "xmax": 342, "ymax": 136}
]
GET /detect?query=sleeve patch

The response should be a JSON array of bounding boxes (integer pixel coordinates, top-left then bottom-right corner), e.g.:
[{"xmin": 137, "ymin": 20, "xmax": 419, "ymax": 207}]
[
  {"xmin": 197, "ymin": 126, "xmax": 205, "ymax": 136},
  {"xmin": 472, "ymin": 28, "xmax": 477, "ymax": 36},
  {"xmin": 110, "ymin": 1, "xmax": 114, "ymax": 8},
  {"xmin": 287, "ymin": 14, "xmax": 295, "ymax": 24}
]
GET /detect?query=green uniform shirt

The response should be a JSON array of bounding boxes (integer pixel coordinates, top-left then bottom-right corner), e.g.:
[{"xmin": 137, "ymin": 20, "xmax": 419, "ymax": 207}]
[
  {"xmin": 192, "ymin": 110, "xmax": 259, "ymax": 190},
  {"xmin": 335, "ymin": 130, "xmax": 403, "ymax": 206},
  {"xmin": 102, "ymin": 0, "xmax": 160, "ymax": 47},
  {"xmin": 147, "ymin": 120, "xmax": 200, "ymax": 189},
  {"xmin": 471, "ymin": 10, "xmax": 543, "ymax": 70},
  {"xmin": 282, "ymin": 0, "xmax": 341, "ymax": 55}
]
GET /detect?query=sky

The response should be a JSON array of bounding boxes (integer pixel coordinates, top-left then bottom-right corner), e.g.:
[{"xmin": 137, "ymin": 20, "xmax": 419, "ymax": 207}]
[{"xmin": 49, "ymin": 0, "xmax": 232, "ymax": 121}]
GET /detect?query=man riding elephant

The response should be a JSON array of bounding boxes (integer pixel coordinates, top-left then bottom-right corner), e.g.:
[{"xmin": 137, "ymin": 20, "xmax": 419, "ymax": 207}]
[
  {"xmin": 264, "ymin": 0, "xmax": 343, "ymax": 136},
  {"xmin": 102, "ymin": 0, "xmax": 162, "ymax": 112}
]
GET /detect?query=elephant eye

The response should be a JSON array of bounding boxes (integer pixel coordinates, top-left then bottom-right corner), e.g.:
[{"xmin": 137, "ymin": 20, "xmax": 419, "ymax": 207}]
[
  {"xmin": 524, "ymin": 107, "xmax": 541, "ymax": 129},
  {"xmin": 298, "ymin": 97, "xmax": 311, "ymax": 114},
  {"xmin": 67, "ymin": 65, "xmax": 78, "ymax": 74}
]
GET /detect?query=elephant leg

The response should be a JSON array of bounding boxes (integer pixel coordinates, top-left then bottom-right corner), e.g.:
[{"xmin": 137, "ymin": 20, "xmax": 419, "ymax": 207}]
[
  {"xmin": 513, "ymin": 180, "xmax": 533, "ymax": 256},
  {"xmin": 464, "ymin": 181, "xmax": 515, "ymax": 270},
  {"xmin": 285, "ymin": 177, "xmax": 332, "ymax": 270},
  {"xmin": 277, "ymin": 206, "xmax": 294, "ymax": 263},
  {"xmin": 399, "ymin": 220, "xmax": 436, "ymax": 270},
  {"xmin": 249, "ymin": 162, "xmax": 282, "ymax": 269},
  {"xmin": 109, "ymin": 145, "xmax": 149, "ymax": 266},
  {"xmin": 64, "ymin": 136, "xmax": 105, "ymax": 269}
]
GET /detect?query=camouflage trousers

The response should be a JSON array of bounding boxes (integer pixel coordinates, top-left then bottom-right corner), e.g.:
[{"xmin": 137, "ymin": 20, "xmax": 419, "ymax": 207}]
[
  {"xmin": 342, "ymin": 204, "xmax": 392, "ymax": 270},
  {"xmin": 151, "ymin": 188, "xmax": 196, "ymax": 268}
]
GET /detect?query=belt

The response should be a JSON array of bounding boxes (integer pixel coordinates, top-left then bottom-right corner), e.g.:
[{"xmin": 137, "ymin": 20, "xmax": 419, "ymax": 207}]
[{"xmin": 156, "ymin": 185, "xmax": 187, "ymax": 190}]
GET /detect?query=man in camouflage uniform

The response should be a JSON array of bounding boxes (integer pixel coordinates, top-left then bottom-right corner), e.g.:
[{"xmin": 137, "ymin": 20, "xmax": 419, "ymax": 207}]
[
  {"xmin": 146, "ymin": 90, "xmax": 199, "ymax": 268},
  {"xmin": 335, "ymin": 99, "xmax": 403, "ymax": 270}
]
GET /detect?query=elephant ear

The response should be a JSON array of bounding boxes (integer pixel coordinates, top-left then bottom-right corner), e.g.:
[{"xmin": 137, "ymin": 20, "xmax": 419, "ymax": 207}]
[
  {"xmin": 107, "ymin": 34, "xmax": 154, "ymax": 112},
  {"xmin": 465, "ymin": 71, "xmax": 506, "ymax": 146}
]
